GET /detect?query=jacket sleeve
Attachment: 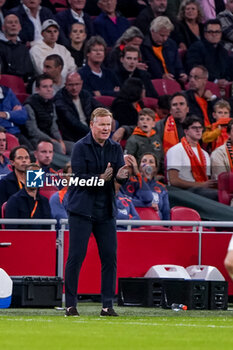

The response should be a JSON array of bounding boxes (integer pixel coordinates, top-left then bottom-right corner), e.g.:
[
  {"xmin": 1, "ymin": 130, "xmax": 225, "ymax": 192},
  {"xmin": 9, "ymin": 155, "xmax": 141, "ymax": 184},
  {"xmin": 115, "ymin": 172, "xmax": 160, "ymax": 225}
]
[
  {"xmin": 125, "ymin": 135, "xmax": 138, "ymax": 157},
  {"xmin": 160, "ymin": 190, "xmax": 170, "ymax": 220},
  {"xmin": 6, "ymin": 89, "xmax": 28, "ymax": 125},
  {"xmin": 186, "ymin": 42, "xmax": 203, "ymax": 73},
  {"xmin": 202, "ymin": 127, "xmax": 221, "ymax": 144}
]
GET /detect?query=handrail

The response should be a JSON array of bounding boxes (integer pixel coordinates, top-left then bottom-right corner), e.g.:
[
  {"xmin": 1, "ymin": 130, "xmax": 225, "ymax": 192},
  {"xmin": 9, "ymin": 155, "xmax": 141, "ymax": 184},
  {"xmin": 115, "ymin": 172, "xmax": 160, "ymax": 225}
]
[{"xmin": 0, "ymin": 218, "xmax": 57, "ymax": 230}]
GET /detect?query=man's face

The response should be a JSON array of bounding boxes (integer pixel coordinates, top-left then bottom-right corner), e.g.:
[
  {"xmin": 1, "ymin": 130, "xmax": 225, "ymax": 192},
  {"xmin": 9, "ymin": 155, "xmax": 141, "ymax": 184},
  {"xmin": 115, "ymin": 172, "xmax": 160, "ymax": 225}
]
[
  {"xmin": 188, "ymin": 67, "xmax": 207, "ymax": 92},
  {"xmin": 65, "ymin": 73, "xmax": 83, "ymax": 99},
  {"xmin": 170, "ymin": 96, "xmax": 189, "ymax": 120},
  {"xmin": 11, "ymin": 148, "xmax": 30, "ymax": 172},
  {"xmin": 0, "ymin": 132, "xmax": 6, "ymax": 153},
  {"xmin": 151, "ymin": 27, "xmax": 171, "ymax": 46},
  {"xmin": 90, "ymin": 115, "xmax": 112, "ymax": 144},
  {"xmin": 36, "ymin": 78, "xmax": 54, "ymax": 100},
  {"xmin": 23, "ymin": 0, "xmax": 41, "ymax": 10},
  {"xmin": 149, "ymin": 0, "xmax": 167, "ymax": 14},
  {"xmin": 137, "ymin": 114, "xmax": 155, "ymax": 133},
  {"xmin": 68, "ymin": 0, "xmax": 86, "ymax": 11},
  {"xmin": 226, "ymin": 0, "xmax": 233, "ymax": 13},
  {"xmin": 213, "ymin": 107, "xmax": 230, "ymax": 121},
  {"xmin": 69, "ymin": 23, "xmax": 87, "ymax": 44},
  {"xmin": 3, "ymin": 15, "xmax": 21, "ymax": 36},
  {"xmin": 43, "ymin": 59, "xmax": 62, "ymax": 80},
  {"xmin": 120, "ymin": 51, "xmax": 139, "ymax": 72},
  {"xmin": 42, "ymin": 26, "xmax": 59, "ymax": 46},
  {"xmin": 87, "ymin": 44, "xmax": 105, "ymax": 64},
  {"xmin": 98, "ymin": 0, "xmax": 117, "ymax": 14},
  {"xmin": 34, "ymin": 142, "xmax": 54, "ymax": 167},
  {"xmin": 204, "ymin": 24, "xmax": 222, "ymax": 45},
  {"xmin": 184, "ymin": 122, "xmax": 204, "ymax": 142}
]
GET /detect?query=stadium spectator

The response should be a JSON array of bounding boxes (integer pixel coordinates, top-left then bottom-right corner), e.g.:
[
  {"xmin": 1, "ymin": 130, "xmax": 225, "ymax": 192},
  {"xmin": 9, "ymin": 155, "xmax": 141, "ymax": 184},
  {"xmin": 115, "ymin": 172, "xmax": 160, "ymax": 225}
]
[
  {"xmin": 111, "ymin": 77, "xmax": 144, "ymax": 127},
  {"xmin": 34, "ymin": 139, "xmax": 55, "ymax": 173},
  {"xmin": 202, "ymin": 99, "xmax": 232, "ymax": 151},
  {"xmin": 107, "ymin": 26, "xmax": 145, "ymax": 70},
  {"xmin": 185, "ymin": 65, "xmax": 217, "ymax": 127},
  {"xmin": 42, "ymin": 54, "xmax": 65, "ymax": 94},
  {"xmin": 186, "ymin": 19, "xmax": 233, "ymax": 85},
  {"xmin": 9, "ymin": 0, "xmax": 57, "ymax": 46},
  {"xmin": 218, "ymin": 0, "xmax": 233, "ymax": 52},
  {"xmin": 55, "ymin": 0, "xmax": 93, "ymax": 41},
  {"xmin": 5, "ymin": 162, "xmax": 52, "ymax": 229},
  {"xmin": 29, "ymin": 19, "xmax": 77, "ymax": 79},
  {"xmin": 93, "ymin": 0, "xmax": 129, "ymax": 47},
  {"xmin": 141, "ymin": 16, "xmax": 188, "ymax": 82},
  {"xmin": 0, "ymin": 126, "xmax": 11, "ymax": 180},
  {"xmin": 166, "ymin": 115, "xmax": 218, "ymax": 200},
  {"xmin": 113, "ymin": 46, "xmax": 158, "ymax": 98},
  {"xmin": 0, "ymin": 145, "xmax": 31, "ymax": 211},
  {"xmin": 66, "ymin": 22, "xmax": 87, "ymax": 68},
  {"xmin": 125, "ymin": 108, "xmax": 163, "ymax": 168},
  {"xmin": 200, "ymin": 0, "xmax": 226, "ymax": 20},
  {"xmin": 155, "ymin": 92, "xmax": 189, "ymax": 153},
  {"xmin": 23, "ymin": 74, "xmax": 70, "ymax": 155},
  {"xmin": 139, "ymin": 152, "xmax": 170, "ymax": 219},
  {"xmin": 210, "ymin": 119, "xmax": 233, "ymax": 177},
  {"xmin": 79, "ymin": 36, "xmax": 120, "ymax": 97},
  {"xmin": 54, "ymin": 72, "xmax": 101, "ymax": 143},
  {"xmin": 0, "ymin": 14, "xmax": 34, "ymax": 83},
  {"xmin": 175, "ymin": 0, "xmax": 204, "ymax": 50}
]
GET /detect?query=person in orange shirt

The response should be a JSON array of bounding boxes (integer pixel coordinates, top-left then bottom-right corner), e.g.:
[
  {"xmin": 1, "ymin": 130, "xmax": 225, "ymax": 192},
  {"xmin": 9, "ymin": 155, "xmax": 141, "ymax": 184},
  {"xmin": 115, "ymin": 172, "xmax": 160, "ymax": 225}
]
[{"xmin": 202, "ymin": 99, "xmax": 232, "ymax": 150}]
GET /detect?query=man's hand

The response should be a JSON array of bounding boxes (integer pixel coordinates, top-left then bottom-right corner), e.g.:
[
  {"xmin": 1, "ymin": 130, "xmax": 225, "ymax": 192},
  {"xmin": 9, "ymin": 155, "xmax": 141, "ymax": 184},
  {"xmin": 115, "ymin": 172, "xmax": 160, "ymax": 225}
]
[
  {"xmin": 112, "ymin": 127, "xmax": 125, "ymax": 142},
  {"xmin": 179, "ymin": 73, "xmax": 188, "ymax": 83},
  {"xmin": 162, "ymin": 73, "xmax": 175, "ymax": 80},
  {"xmin": 100, "ymin": 162, "xmax": 113, "ymax": 181},
  {"xmin": 203, "ymin": 89, "xmax": 214, "ymax": 101},
  {"xmin": 93, "ymin": 90, "xmax": 101, "ymax": 96},
  {"xmin": 0, "ymin": 112, "xmax": 8, "ymax": 119},
  {"xmin": 13, "ymin": 105, "xmax": 22, "ymax": 111}
]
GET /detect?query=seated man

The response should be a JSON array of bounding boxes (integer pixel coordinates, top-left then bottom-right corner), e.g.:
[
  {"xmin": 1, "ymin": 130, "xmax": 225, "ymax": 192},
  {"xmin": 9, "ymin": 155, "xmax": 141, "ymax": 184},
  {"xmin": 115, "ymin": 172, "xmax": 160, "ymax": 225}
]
[
  {"xmin": 211, "ymin": 119, "xmax": 233, "ymax": 178},
  {"xmin": 93, "ymin": 0, "xmax": 129, "ymax": 47},
  {"xmin": 141, "ymin": 16, "xmax": 187, "ymax": 82},
  {"xmin": 125, "ymin": 108, "xmax": 163, "ymax": 168},
  {"xmin": 0, "ymin": 127, "xmax": 11, "ymax": 180},
  {"xmin": 5, "ymin": 162, "xmax": 52, "ymax": 229},
  {"xmin": 30, "ymin": 19, "xmax": 77, "ymax": 80},
  {"xmin": 79, "ymin": 36, "xmax": 120, "ymax": 97},
  {"xmin": 54, "ymin": 72, "xmax": 102, "ymax": 143},
  {"xmin": 186, "ymin": 19, "xmax": 233, "ymax": 88},
  {"xmin": 24, "ymin": 74, "xmax": 69, "ymax": 155},
  {"xmin": 42, "ymin": 54, "xmax": 65, "ymax": 94},
  {"xmin": 114, "ymin": 45, "xmax": 158, "ymax": 98},
  {"xmin": 0, "ymin": 14, "xmax": 34, "ymax": 83},
  {"xmin": 202, "ymin": 99, "xmax": 232, "ymax": 151},
  {"xmin": 166, "ymin": 115, "xmax": 218, "ymax": 200},
  {"xmin": 55, "ymin": 0, "xmax": 93, "ymax": 40},
  {"xmin": 0, "ymin": 145, "xmax": 31, "ymax": 211}
]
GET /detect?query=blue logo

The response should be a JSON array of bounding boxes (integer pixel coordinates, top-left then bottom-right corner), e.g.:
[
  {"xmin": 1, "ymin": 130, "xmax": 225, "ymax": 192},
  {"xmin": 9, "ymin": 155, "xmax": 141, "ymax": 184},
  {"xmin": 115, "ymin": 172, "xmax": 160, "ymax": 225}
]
[{"xmin": 26, "ymin": 169, "xmax": 45, "ymax": 188}]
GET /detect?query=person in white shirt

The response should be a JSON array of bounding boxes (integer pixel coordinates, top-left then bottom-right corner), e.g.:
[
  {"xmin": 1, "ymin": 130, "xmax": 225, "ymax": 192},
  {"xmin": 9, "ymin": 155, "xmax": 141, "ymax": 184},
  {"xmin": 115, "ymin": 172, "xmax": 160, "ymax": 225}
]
[
  {"xmin": 166, "ymin": 114, "xmax": 218, "ymax": 200},
  {"xmin": 30, "ymin": 19, "xmax": 77, "ymax": 80}
]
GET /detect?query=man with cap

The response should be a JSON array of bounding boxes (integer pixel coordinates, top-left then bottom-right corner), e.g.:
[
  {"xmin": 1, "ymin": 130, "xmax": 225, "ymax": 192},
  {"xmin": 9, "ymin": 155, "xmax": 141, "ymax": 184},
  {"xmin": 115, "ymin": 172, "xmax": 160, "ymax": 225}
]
[{"xmin": 30, "ymin": 19, "xmax": 77, "ymax": 79}]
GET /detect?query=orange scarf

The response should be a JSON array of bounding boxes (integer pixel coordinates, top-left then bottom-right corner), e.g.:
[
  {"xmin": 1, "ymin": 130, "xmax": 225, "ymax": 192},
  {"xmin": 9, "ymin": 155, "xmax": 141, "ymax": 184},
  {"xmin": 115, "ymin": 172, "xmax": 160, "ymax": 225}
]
[
  {"xmin": 163, "ymin": 115, "xmax": 179, "ymax": 154},
  {"xmin": 30, "ymin": 200, "xmax": 38, "ymax": 218},
  {"xmin": 58, "ymin": 187, "xmax": 68, "ymax": 204},
  {"xmin": 226, "ymin": 139, "xmax": 233, "ymax": 171},
  {"xmin": 135, "ymin": 102, "xmax": 142, "ymax": 113},
  {"xmin": 211, "ymin": 117, "xmax": 232, "ymax": 150},
  {"xmin": 152, "ymin": 46, "xmax": 168, "ymax": 74},
  {"xmin": 181, "ymin": 137, "xmax": 208, "ymax": 182},
  {"xmin": 195, "ymin": 95, "xmax": 210, "ymax": 127},
  {"xmin": 132, "ymin": 126, "xmax": 156, "ymax": 137}
]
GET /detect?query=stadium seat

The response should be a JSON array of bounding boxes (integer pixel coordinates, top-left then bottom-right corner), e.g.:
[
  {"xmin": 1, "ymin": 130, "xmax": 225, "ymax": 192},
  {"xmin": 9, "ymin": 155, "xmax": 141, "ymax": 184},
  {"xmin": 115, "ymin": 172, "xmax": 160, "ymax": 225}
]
[
  {"xmin": 218, "ymin": 172, "xmax": 233, "ymax": 205},
  {"xmin": 6, "ymin": 133, "xmax": 19, "ymax": 151},
  {"xmin": 185, "ymin": 80, "xmax": 221, "ymax": 97},
  {"xmin": 170, "ymin": 206, "xmax": 201, "ymax": 231},
  {"xmin": 142, "ymin": 97, "xmax": 158, "ymax": 111},
  {"xmin": 135, "ymin": 207, "xmax": 171, "ymax": 231},
  {"xmin": 0, "ymin": 74, "xmax": 26, "ymax": 94},
  {"xmin": 151, "ymin": 79, "xmax": 181, "ymax": 95},
  {"xmin": 39, "ymin": 186, "xmax": 58, "ymax": 200},
  {"xmin": 127, "ymin": 17, "xmax": 136, "ymax": 26},
  {"xmin": 94, "ymin": 95, "xmax": 115, "ymax": 107}
]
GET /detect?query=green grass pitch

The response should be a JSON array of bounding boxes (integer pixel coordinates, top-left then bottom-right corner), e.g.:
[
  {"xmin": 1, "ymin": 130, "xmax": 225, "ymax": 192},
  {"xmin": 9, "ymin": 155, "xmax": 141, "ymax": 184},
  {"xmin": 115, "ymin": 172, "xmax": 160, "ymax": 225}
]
[{"xmin": 1, "ymin": 304, "xmax": 233, "ymax": 350}]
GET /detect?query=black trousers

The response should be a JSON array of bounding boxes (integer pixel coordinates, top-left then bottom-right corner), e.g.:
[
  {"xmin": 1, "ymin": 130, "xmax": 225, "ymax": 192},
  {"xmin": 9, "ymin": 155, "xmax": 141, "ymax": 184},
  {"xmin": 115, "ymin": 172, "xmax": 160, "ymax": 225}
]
[{"xmin": 65, "ymin": 214, "xmax": 117, "ymax": 308}]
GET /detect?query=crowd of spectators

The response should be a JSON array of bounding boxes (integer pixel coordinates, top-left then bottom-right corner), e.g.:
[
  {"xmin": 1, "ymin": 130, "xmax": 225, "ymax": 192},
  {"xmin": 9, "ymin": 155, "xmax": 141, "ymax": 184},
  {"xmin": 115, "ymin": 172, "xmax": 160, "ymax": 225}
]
[{"xmin": 1, "ymin": 0, "xmax": 233, "ymax": 230}]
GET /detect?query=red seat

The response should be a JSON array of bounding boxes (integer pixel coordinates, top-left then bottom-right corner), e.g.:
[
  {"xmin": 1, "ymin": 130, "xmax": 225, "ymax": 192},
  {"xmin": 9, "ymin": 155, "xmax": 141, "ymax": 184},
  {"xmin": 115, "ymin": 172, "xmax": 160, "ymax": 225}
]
[
  {"xmin": 127, "ymin": 17, "xmax": 136, "ymax": 26},
  {"xmin": 94, "ymin": 95, "xmax": 115, "ymax": 108},
  {"xmin": 170, "ymin": 206, "xmax": 201, "ymax": 231},
  {"xmin": 135, "ymin": 207, "xmax": 171, "ymax": 231},
  {"xmin": 0, "ymin": 74, "xmax": 26, "ymax": 94},
  {"xmin": 142, "ymin": 97, "xmax": 158, "ymax": 111},
  {"xmin": 6, "ymin": 133, "xmax": 19, "ymax": 151},
  {"xmin": 151, "ymin": 79, "xmax": 181, "ymax": 95},
  {"xmin": 39, "ymin": 186, "xmax": 58, "ymax": 200},
  {"xmin": 218, "ymin": 172, "xmax": 233, "ymax": 205}
]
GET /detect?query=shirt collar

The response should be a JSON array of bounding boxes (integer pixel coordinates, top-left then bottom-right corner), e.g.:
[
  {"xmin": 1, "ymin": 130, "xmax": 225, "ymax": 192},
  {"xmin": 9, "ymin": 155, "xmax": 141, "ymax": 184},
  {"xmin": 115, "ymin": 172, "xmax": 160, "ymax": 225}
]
[{"xmin": 71, "ymin": 8, "xmax": 84, "ymax": 21}]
